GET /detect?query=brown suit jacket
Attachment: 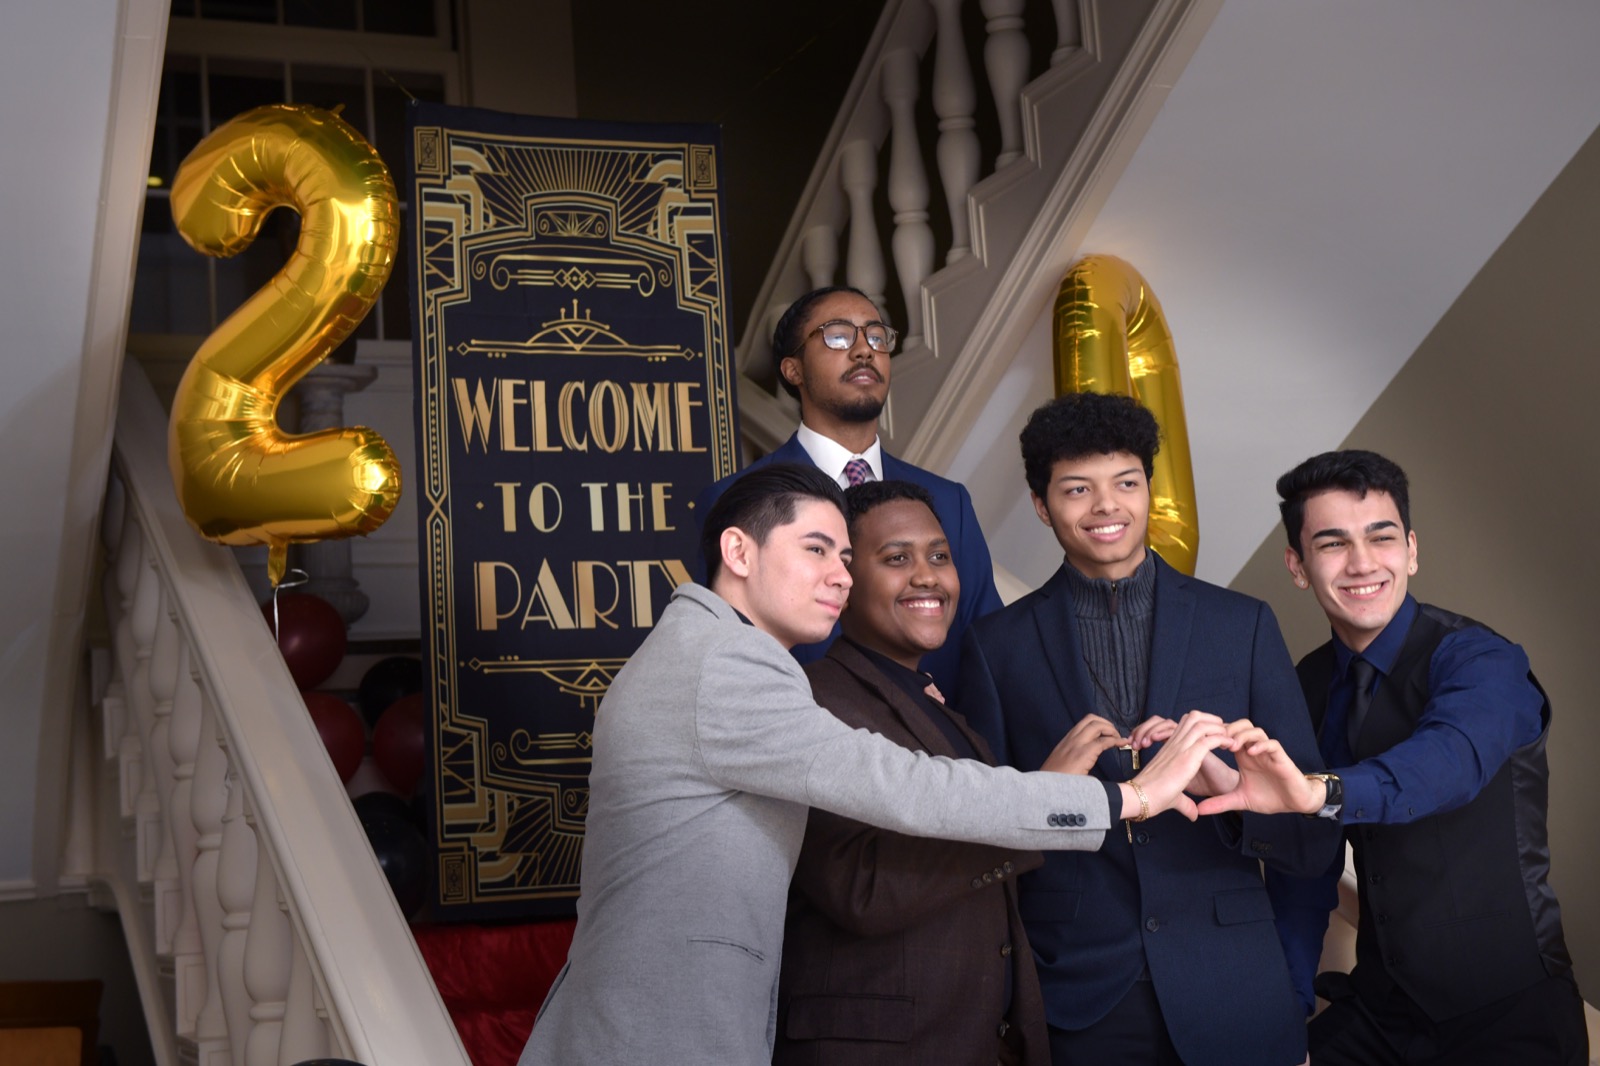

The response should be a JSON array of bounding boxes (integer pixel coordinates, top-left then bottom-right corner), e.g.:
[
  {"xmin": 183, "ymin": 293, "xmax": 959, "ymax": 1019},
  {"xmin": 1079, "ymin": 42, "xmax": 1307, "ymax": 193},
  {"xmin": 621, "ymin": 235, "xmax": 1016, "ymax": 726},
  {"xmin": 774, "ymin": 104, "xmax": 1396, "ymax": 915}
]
[{"xmin": 774, "ymin": 641, "xmax": 1049, "ymax": 1066}]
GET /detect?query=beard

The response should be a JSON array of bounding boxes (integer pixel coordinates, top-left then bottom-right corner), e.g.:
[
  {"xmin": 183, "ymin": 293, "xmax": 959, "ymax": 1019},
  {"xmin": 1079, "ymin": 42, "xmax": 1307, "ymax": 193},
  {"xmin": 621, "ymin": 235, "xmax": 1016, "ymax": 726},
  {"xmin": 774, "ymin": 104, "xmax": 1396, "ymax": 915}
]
[{"xmin": 821, "ymin": 394, "xmax": 885, "ymax": 423}]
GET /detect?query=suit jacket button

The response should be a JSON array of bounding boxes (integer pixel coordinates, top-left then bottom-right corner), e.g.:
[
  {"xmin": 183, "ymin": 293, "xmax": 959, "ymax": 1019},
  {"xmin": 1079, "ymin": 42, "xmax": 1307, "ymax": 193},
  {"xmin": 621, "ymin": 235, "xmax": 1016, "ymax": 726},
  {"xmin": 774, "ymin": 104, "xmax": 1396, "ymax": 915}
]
[
  {"xmin": 1000, "ymin": 943, "xmax": 1013, "ymax": 957},
  {"xmin": 1145, "ymin": 917, "xmax": 1160, "ymax": 932},
  {"xmin": 1135, "ymin": 831, "xmax": 1149, "ymax": 845},
  {"xmin": 1047, "ymin": 813, "xmax": 1060, "ymax": 827},
  {"xmin": 982, "ymin": 872, "xmax": 994, "ymax": 884},
  {"xmin": 1073, "ymin": 813, "xmax": 1085, "ymax": 826},
  {"xmin": 992, "ymin": 867, "xmax": 1005, "ymax": 880},
  {"xmin": 1002, "ymin": 861, "xmax": 1014, "ymax": 873},
  {"xmin": 971, "ymin": 877, "xmax": 984, "ymax": 890}
]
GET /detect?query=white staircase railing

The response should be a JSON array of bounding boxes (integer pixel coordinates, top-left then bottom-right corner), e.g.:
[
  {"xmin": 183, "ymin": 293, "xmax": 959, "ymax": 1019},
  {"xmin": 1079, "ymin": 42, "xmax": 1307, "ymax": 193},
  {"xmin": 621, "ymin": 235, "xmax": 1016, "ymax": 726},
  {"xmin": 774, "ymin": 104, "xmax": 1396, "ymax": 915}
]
[
  {"xmin": 732, "ymin": 0, "xmax": 1212, "ymax": 465},
  {"xmin": 81, "ymin": 360, "xmax": 468, "ymax": 1066}
]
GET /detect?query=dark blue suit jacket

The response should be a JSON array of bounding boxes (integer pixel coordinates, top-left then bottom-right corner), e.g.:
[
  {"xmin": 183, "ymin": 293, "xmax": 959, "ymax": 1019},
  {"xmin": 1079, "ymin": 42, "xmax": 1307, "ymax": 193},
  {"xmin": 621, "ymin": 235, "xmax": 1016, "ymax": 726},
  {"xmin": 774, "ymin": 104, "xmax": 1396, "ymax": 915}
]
[
  {"xmin": 694, "ymin": 433, "xmax": 1003, "ymax": 696},
  {"xmin": 956, "ymin": 553, "xmax": 1340, "ymax": 1066}
]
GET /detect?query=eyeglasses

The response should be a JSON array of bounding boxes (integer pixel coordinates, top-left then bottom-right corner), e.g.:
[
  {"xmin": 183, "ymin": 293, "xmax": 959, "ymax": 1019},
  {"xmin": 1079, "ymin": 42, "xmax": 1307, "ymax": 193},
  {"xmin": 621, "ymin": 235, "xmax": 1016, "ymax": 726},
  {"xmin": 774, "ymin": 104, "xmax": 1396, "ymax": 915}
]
[{"xmin": 791, "ymin": 319, "xmax": 898, "ymax": 355}]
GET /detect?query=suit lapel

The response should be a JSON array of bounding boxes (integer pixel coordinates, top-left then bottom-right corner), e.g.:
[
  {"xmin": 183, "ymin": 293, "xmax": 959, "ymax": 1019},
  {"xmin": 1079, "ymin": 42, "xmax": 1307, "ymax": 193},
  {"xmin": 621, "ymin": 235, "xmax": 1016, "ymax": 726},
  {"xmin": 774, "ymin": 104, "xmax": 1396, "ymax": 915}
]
[
  {"xmin": 1032, "ymin": 565, "xmax": 1097, "ymax": 728},
  {"xmin": 1145, "ymin": 554, "xmax": 1195, "ymax": 719},
  {"xmin": 827, "ymin": 642, "xmax": 960, "ymax": 759}
]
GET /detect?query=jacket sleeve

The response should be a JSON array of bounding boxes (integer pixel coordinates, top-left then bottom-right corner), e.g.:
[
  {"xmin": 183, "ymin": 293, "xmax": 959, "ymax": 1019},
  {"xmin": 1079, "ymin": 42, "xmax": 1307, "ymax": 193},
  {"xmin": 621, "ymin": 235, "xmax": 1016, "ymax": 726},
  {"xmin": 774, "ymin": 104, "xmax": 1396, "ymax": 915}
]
[
  {"xmin": 693, "ymin": 628, "xmax": 1113, "ymax": 851},
  {"xmin": 1224, "ymin": 602, "xmax": 1343, "ymax": 877},
  {"xmin": 792, "ymin": 807, "xmax": 1043, "ymax": 937}
]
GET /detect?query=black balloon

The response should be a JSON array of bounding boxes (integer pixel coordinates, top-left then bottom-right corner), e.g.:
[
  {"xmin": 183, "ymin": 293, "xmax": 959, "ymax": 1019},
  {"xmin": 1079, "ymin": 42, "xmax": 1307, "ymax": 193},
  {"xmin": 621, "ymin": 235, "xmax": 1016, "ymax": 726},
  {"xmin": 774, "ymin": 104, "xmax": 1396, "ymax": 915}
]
[
  {"xmin": 356, "ymin": 655, "xmax": 423, "ymax": 727},
  {"xmin": 357, "ymin": 808, "xmax": 429, "ymax": 918}
]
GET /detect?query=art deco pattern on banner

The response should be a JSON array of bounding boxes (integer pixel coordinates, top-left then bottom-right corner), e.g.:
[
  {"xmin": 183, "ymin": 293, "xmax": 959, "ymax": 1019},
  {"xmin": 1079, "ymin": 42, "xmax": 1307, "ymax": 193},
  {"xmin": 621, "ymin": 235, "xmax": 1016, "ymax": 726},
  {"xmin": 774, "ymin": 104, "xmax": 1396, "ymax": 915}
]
[{"xmin": 407, "ymin": 102, "xmax": 739, "ymax": 919}]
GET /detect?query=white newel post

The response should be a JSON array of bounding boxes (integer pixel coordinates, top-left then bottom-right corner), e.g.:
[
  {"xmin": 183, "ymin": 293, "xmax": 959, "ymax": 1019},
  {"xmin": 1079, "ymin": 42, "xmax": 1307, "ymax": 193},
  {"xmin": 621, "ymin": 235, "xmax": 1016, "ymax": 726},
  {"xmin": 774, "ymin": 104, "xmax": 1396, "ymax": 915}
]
[
  {"xmin": 929, "ymin": 0, "xmax": 979, "ymax": 263},
  {"xmin": 882, "ymin": 46, "xmax": 933, "ymax": 346},
  {"xmin": 981, "ymin": 0, "xmax": 1029, "ymax": 168}
]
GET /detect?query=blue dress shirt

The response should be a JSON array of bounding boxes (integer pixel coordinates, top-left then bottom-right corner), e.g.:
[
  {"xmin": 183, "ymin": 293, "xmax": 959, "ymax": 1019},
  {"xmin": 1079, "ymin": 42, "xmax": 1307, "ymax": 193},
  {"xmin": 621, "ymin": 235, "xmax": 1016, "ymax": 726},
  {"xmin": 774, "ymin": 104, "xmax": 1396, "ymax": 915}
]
[{"xmin": 1269, "ymin": 595, "xmax": 1544, "ymax": 1013}]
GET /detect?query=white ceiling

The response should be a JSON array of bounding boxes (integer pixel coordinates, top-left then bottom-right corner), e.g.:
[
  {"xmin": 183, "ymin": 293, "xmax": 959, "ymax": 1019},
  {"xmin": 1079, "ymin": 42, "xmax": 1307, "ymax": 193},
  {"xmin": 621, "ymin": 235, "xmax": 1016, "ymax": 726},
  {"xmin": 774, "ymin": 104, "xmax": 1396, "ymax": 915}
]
[{"xmin": 954, "ymin": 0, "xmax": 1600, "ymax": 589}]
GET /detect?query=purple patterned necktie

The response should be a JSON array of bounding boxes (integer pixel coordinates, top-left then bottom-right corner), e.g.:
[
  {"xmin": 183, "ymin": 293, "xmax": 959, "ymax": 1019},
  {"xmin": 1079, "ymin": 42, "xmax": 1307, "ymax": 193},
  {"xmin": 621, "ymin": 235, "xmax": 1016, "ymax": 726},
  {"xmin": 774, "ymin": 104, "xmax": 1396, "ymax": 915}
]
[{"xmin": 844, "ymin": 458, "xmax": 873, "ymax": 486}]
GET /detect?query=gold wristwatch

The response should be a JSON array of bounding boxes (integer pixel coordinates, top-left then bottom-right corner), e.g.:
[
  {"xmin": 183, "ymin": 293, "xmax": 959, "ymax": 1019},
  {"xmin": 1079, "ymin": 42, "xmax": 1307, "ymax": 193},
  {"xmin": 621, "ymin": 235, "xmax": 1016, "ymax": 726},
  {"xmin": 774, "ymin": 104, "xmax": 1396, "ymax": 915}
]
[{"xmin": 1303, "ymin": 772, "xmax": 1343, "ymax": 820}]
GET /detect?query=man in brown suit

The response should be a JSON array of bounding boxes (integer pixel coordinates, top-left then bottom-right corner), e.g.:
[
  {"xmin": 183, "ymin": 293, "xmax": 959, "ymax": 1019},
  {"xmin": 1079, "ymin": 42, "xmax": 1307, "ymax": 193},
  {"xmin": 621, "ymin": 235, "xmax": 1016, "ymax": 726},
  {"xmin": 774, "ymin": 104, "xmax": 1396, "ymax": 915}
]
[{"xmin": 775, "ymin": 480, "xmax": 1051, "ymax": 1066}]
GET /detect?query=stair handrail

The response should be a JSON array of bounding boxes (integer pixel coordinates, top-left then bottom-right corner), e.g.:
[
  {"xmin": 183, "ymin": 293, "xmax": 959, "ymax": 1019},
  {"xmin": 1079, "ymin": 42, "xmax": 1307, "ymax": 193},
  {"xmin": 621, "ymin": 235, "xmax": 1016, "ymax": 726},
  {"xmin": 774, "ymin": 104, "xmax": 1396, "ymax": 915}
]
[{"xmin": 104, "ymin": 360, "xmax": 469, "ymax": 1066}]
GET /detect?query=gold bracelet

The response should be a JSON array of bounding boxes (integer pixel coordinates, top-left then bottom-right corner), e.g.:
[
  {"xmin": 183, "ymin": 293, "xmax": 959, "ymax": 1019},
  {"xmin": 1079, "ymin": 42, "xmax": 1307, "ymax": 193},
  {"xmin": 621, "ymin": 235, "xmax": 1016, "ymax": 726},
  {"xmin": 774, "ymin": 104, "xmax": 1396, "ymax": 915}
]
[{"xmin": 1131, "ymin": 781, "xmax": 1150, "ymax": 823}]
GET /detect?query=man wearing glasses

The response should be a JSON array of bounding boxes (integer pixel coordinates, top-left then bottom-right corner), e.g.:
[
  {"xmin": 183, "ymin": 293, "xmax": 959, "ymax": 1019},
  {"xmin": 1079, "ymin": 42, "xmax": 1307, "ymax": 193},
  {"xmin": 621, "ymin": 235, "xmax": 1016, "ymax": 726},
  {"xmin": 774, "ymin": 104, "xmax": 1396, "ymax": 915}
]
[{"xmin": 696, "ymin": 286, "xmax": 1003, "ymax": 695}]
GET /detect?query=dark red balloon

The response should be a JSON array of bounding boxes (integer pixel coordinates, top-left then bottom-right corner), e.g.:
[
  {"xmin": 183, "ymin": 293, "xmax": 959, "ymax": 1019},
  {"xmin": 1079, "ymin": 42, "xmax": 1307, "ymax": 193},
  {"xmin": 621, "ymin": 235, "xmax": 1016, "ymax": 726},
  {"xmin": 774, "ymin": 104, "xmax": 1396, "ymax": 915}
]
[
  {"xmin": 373, "ymin": 693, "xmax": 426, "ymax": 797},
  {"xmin": 301, "ymin": 691, "xmax": 366, "ymax": 783},
  {"xmin": 262, "ymin": 593, "xmax": 347, "ymax": 689}
]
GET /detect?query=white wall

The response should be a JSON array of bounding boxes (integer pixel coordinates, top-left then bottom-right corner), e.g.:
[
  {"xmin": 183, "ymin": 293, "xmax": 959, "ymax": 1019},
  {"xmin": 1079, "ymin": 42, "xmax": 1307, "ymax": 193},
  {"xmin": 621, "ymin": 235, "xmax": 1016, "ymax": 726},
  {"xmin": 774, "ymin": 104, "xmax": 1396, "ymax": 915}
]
[
  {"xmin": 0, "ymin": 0, "xmax": 129, "ymax": 892},
  {"xmin": 951, "ymin": 0, "xmax": 1600, "ymax": 589}
]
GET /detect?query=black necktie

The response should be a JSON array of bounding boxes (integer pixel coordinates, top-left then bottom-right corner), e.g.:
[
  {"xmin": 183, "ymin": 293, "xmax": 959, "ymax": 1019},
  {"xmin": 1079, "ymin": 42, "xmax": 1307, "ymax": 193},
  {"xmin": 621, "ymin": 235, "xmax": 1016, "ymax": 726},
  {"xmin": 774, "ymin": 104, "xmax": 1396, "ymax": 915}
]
[{"xmin": 1347, "ymin": 657, "xmax": 1377, "ymax": 755}]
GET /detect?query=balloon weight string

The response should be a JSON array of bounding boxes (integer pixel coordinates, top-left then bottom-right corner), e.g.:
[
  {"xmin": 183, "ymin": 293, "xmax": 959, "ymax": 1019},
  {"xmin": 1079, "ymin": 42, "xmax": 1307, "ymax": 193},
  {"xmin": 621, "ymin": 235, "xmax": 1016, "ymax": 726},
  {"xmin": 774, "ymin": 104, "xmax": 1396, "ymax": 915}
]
[{"xmin": 268, "ymin": 568, "xmax": 310, "ymax": 638}]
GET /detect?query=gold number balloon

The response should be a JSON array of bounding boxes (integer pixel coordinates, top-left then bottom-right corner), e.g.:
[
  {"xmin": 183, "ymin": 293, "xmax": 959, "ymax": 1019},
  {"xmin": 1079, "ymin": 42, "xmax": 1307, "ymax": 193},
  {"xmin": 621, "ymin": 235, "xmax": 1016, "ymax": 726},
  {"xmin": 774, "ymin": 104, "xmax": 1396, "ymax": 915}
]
[
  {"xmin": 1052, "ymin": 254, "xmax": 1199, "ymax": 574},
  {"xmin": 167, "ymin": 103, "xmax": 402, "ymax": 585}
]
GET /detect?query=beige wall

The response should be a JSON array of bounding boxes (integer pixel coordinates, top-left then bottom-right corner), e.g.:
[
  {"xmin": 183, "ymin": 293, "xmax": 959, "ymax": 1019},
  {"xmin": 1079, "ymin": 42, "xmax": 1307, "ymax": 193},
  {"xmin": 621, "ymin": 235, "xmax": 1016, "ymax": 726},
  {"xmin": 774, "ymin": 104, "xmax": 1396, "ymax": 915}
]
[{"xmin": 1231, "ymin": 120, "xmax": 1600, "ymax": 995}]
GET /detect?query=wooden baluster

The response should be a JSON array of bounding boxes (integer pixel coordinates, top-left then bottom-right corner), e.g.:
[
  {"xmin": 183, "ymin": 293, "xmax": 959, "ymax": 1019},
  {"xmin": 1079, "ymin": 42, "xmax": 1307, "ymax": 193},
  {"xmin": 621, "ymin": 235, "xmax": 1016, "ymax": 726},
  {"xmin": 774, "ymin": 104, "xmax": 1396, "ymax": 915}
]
[
  {"xmin": 802, "ymin": 226, "xmax": 839, "ymax": 293},
  {"xmin": 148, "ymin": 597, "xmax": 183, "ymax": 951},
  {"xmin": 840, "ymin": 138, "xmax": 888, "ymax": 311},
  {"xmin": 169, "ymin": 643, "xmax": 207, "ymax": 1038},
  {"xmin": 278, "ymin": 936, "xmax": 331, "ymax": 1065},
  {"xmin": 191, "ymin": 692, "xmax": 232, "ymax": 1065},
  {"xmin": 217, "ymin": 759, "xmax": 258, "ymax": 1066},
  {"xmin": 928, "ymin": 0, "xmax": 980, "ymax": 263},
  {"xmin": 883, "ymin": 46, "xmax": 934, "ymax": 347},
  {"xmin": 981, "ymin": 0, "xmax": 1029, "ymax": 168},
  {"xmin": 123, "ymin": 556, "xmax": 159, "ymax": 826},
  {"xmin": 1051, "ymin": 0, "xmax": 1082, "ymax": 65},
  {"xmin": 242, "ymin": 795, "xmax": 290, "ymax": 1066}
]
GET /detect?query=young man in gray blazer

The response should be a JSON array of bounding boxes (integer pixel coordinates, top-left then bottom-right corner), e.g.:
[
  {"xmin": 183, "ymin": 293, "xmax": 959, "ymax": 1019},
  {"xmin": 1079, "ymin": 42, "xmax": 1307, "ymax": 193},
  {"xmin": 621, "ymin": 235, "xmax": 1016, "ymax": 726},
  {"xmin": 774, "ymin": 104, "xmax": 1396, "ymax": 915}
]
[{"xmin": 517, "ymin": 463, "xmax": 1238, "ymax": 1066}]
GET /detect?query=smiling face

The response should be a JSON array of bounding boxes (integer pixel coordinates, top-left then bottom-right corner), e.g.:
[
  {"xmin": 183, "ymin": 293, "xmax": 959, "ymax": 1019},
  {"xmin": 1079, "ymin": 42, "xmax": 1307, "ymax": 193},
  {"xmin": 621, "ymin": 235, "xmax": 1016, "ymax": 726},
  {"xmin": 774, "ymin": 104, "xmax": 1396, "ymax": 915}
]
[
  {"xmin": 721, "ymin": 497, "xmax": 854, "ymax": 649},
  {"xmin": 779, "ymin": 291, "xmax": 891, "ymax": 433},
  {"xmin": 1032, "ymin": 451, "xmax": 1151, "ymax": 580},
  {"xmin": 840, "ymin": 498, "xmax": 960, "ymax": 670},
  {"xmin": 1285, "ymin": 488, "xmax": 1417, "ymax": 653}
]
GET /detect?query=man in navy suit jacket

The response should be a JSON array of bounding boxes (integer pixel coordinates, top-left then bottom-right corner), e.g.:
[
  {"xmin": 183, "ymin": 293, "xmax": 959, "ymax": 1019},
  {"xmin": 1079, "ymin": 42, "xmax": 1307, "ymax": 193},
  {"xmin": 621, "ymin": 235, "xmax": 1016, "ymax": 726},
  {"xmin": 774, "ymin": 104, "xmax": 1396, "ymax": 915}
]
[
  {"xmin": 695, "ymin": 286, "xmax": 1001, "ymax": 695},
  {"xmin": 957, "ymin": 393, "xmax": 1340, "ymax": 1066}
]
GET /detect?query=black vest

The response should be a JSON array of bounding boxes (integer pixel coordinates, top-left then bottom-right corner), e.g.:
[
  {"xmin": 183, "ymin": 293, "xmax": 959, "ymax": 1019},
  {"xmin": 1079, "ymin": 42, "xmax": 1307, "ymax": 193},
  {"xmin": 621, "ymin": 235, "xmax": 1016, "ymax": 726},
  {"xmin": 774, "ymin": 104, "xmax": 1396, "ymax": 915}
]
[{"xmin": 1298, "ymin": 604, "xmax": 1572, "ymax": 1020}]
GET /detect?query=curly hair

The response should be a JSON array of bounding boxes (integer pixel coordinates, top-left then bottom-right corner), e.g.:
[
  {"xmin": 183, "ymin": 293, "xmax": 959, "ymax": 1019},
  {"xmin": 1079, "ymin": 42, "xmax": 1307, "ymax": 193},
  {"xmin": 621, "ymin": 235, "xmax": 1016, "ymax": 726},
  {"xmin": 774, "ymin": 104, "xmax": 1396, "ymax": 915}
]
[{"xmin": 1019, "ymin": 392, "xmax": 1161, "ymax": 498}]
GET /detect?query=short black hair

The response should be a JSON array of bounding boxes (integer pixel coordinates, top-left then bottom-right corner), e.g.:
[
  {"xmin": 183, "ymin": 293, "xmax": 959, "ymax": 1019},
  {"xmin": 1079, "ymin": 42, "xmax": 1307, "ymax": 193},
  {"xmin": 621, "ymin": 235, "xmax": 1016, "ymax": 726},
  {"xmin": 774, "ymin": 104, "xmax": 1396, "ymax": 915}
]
[
  {"xmin": 701, "ymin": 463, "xmax": 847, "ymax": 584},
  {"xmin": 1276, "ymin": 449, "xmax": 1411, "ymax": 556},
  {"xmin": 843, "ymin": 480, "xmax": 936, "ymax": 540},
  {"xmin": 772, "ymin": 286, "xmax": 879, "ymax": 400},
  {"xmin": 1019, "ymin": 392, "xmax": 1160, "ymax": 498}
]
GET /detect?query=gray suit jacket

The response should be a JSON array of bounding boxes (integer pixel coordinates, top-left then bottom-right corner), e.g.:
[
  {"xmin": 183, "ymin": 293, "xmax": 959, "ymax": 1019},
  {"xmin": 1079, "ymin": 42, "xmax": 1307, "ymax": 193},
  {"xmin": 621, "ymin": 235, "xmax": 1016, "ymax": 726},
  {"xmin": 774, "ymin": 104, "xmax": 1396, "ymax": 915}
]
[{"xmin": 518, "ymin": 584, "xmax": 1114, "ymax": 1066}]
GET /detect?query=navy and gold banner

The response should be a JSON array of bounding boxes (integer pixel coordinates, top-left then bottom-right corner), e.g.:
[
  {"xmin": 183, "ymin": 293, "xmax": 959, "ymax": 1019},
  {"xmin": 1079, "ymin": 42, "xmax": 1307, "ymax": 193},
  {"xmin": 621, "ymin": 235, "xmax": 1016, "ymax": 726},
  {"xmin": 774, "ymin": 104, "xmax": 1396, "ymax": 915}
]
[{"xmin": 406, "ymin": 103, "xmax": 739, "ymax": 919}]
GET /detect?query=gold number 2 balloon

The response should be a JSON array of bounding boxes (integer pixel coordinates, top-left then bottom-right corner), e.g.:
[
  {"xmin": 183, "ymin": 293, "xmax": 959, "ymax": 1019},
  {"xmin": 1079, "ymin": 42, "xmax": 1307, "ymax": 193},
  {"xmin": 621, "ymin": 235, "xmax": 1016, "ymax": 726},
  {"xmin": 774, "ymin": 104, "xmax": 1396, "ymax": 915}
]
[
  {"xmin": 167, "ymin": 103, "xmax": 402, "ymax": 585},
  {"xmin": 1051, "ymin": 254, "xmax": 1199, "ymax": 574}
]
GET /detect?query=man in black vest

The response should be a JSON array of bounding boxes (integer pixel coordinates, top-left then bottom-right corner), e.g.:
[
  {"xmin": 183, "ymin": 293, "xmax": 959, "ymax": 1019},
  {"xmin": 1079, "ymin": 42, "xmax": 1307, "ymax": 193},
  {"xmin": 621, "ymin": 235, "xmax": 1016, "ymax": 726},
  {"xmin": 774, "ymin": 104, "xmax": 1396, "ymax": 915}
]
[{"xmin": 1213, "ymin": 449, "xmax": 1586, "ymax": 1064}]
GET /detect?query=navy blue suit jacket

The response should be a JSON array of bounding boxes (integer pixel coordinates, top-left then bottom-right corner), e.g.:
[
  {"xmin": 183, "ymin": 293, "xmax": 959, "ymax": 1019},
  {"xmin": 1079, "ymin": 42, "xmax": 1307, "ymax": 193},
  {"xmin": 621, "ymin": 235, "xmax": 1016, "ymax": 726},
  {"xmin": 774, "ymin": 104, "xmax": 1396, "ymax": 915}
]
[
  {"xmin": 956, "ymin": 553, "xmax": 1340, "ymax": 1066},
  {"xmin": 694, "ymin": 433, "xmax": 1002, "ymax": 696}
]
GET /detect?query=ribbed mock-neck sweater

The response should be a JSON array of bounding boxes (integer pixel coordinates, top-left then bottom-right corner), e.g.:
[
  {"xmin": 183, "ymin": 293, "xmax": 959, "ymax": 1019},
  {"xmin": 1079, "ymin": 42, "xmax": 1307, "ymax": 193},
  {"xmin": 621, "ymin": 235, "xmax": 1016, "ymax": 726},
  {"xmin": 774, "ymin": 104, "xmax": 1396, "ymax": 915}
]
[{"xmin": 1061, "ymin": 552, "xmax": 1157, "ymax": 731}]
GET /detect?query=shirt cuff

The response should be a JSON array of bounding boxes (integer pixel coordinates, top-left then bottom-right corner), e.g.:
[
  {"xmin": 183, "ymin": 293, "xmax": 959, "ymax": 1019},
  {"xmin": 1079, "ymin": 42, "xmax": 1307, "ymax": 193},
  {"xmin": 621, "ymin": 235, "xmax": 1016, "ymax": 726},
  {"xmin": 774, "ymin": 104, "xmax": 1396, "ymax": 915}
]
[
  {"xmin": 1334, "ymin": 765, "xmax": 1381, "ymax": 822},
  {"xmin": 1103, "ymin": 780, "xmax": 1125, "ymax": 824}
]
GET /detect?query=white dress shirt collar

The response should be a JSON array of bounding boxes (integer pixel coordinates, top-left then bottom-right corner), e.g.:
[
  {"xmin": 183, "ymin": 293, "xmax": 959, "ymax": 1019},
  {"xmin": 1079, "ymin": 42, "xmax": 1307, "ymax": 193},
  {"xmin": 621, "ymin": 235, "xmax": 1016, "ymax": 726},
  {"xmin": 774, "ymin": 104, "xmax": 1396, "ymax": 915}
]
[{"xmin": 795, "ymin": 422, "xmax": 883, "ymax": 489}]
